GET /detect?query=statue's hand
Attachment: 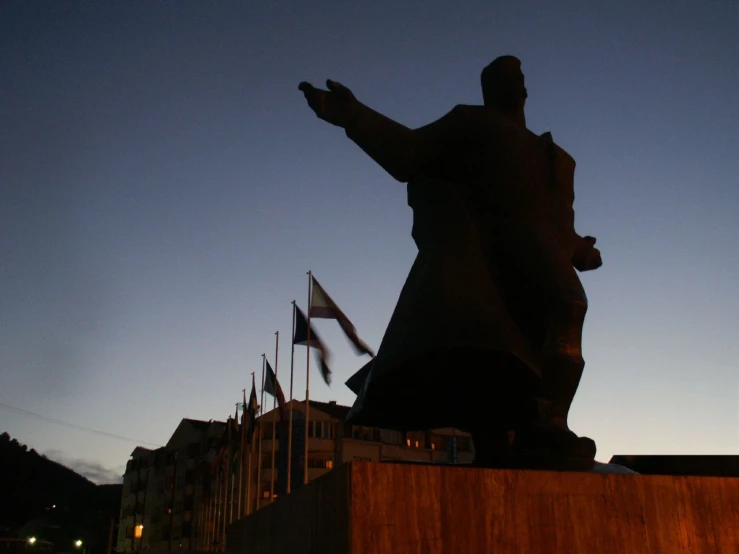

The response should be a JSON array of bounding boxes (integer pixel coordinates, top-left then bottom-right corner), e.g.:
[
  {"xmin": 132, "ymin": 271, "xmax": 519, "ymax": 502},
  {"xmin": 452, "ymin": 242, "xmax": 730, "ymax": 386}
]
[
  {"xmin": 298, "ymin": 79, "xmax": 359, "ymax": 128},
  {"xmin": 573, "ymin": 236, "xmax": 603, "ymax": 272}
]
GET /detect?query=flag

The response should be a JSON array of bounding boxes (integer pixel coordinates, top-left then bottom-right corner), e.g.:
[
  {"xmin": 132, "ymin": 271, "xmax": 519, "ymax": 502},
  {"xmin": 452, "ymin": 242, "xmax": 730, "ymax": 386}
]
[
  {"xmin": 246, "ymin": 374, "xmax": 259, "ymax": 445},
  {"xmin": 233, "ymin": 403, "xmax": 240, "ymax": 434},
  {"xmin": 293, "ymin": 304, "xmax": 332, "ymax": 385},
  {"xmin": 264, "ymin": 360, "xmax": 286, "ymax": 420},
  {"xmin": 241, "ymin": 388, "xmax": 247, "ymax": 440},
  {"xmin": 310, "ymin": 276, "xmax": 374, "ymax": 357}
]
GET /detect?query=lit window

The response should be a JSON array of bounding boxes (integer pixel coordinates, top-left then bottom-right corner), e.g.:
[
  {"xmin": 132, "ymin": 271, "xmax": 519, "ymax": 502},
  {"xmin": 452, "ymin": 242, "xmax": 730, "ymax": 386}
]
[
  {"xmin": 414, "ymin": 441, "xmax": 419, "ymax": 448},
  {"xmin": 326, "ymin": 460, "xmax": 333, "ymax": 469},
  {"xmin": 134, "ymin": 525, "xmax": 144, "ymax": 539},
  {"xmin": 431, "ymin": 443, "xmax": 436, "ymax": 450},
  {"xmin": 406, "ymin": 438, "xmax": 411, "ymax": 446}
]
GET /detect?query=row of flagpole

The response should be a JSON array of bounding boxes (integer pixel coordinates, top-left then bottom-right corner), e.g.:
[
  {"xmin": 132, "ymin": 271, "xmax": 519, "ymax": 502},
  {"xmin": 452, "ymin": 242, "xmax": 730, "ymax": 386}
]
[{"xmin": 195, "ymin": 271, "xmax": 374, "ymax": 551}]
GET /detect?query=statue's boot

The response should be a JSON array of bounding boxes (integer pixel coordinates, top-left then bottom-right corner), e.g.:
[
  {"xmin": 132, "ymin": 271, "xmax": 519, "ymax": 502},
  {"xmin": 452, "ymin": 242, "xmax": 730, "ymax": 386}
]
[{"xmin": 512, "ymin": 357, "xmax": 596, "ymax": 470}]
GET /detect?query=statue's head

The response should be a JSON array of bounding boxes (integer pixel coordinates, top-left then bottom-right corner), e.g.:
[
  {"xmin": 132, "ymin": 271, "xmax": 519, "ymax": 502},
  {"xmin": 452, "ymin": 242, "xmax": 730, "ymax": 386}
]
[{"xmin": 481, "ymin": 56, "xmax": 528, "ymax": 112}]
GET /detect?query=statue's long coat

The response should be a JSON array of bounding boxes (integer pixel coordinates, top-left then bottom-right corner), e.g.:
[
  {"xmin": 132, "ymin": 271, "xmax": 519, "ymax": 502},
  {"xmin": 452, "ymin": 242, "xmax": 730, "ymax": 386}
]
[{"xmin": 344, "ymin": 105, "xmax": 585, "ymax": 432}]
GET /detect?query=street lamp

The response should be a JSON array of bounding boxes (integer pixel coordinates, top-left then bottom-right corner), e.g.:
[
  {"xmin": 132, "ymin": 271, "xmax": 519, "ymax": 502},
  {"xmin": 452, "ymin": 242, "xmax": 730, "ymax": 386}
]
[
  {"xmin": 74, "ymin": 540, "xmax": 83, "ymax": 548},
  {"xmin": 28, "ymin": 538, "xmax": 37, "ymax": 546}
]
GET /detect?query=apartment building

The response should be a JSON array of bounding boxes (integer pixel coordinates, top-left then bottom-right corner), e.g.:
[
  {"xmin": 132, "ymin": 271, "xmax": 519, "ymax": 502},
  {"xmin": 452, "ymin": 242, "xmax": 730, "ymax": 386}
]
[
  {"xmin": 117, "ymin": 419, "xmax": 226, "ymax": 554},
  {"xmin": 117, "ymin": 402, "xmax": 472, "ymax": 552},
  {"xmin": 239, "ymin": 400, "xmax": 473, "ymax": 513}
]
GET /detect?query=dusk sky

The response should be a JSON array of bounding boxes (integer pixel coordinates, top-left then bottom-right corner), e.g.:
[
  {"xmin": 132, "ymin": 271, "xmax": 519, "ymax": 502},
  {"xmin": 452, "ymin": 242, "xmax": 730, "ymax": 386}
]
[{"xmin": 2, "ymin": 1, "xmax": 737, "ymax": 483}]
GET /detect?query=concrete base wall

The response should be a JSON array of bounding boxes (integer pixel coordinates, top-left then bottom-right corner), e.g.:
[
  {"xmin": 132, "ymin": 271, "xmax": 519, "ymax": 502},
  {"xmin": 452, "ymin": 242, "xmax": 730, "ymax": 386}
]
[{"xmin": 228, "ymin": 461, "xmax": 739, "ymax": 553}]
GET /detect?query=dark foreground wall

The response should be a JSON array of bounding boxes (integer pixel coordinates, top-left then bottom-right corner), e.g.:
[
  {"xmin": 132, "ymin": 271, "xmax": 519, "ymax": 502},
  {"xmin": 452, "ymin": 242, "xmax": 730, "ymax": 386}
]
[{"xmin": 228, "ymin": 461, "xmax": 739, "ymax": 553}]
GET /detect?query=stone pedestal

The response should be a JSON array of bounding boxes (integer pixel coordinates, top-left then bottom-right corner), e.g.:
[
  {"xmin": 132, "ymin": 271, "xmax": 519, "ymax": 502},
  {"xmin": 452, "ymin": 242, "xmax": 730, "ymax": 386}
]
[{"xmin": 227, "ymin": 460, "xmax": 739, "ymax": 553}]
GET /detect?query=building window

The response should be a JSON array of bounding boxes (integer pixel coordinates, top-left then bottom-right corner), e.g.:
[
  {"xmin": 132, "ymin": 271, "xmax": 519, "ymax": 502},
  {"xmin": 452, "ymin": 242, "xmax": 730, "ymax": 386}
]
[
  {"xmin": 309, "ymin": 421, "xmax": 330, "ymax": 438},
  {"xmin": 326, "ymin": 460, "xmax": 333, "ymax": 469},
  {"xmin": 134, "ymin": 524, "xmax": 144, "ymax": 539},
  {"xmin": 405, "ymin": 432, "xmax": 424, "ymax": 449},
  {"xmin": 352, "ymin": 426, "xmax": 376, "ymax": 441},
  {"xmin": 429, "ymin": 436, "xmax": 445, "ymax": 450}
]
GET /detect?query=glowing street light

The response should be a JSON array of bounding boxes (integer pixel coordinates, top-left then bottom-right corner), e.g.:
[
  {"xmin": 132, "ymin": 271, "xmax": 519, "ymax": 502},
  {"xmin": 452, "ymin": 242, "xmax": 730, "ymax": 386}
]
[
  {"xmin": 74, "ymin": 540, "xmax": 83, "ymax": 548},
  {"xmin": 28, "ymin": 538, "xmax": 37, "ymax": 545}
]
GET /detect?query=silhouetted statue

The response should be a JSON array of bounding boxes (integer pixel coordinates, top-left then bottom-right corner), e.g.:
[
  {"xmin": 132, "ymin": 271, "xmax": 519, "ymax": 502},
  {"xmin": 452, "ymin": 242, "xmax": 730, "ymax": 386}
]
[{"xmin": 299, "ymin": 56, "xmax": 603, "ymax": 470}]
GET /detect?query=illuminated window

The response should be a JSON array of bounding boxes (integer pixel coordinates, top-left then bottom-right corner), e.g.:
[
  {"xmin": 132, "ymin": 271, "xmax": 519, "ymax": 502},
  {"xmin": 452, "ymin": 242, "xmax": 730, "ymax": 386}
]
[
  {"xmin": 134, "ymin": 525, "xmax": 144, "ymax": 539},
  {"xmin": 326, "ymin": 460, "xmax": 333, "ymax": 469},
  {"xmin": 415, "ymin": 441, "xmax": 420, "ymax": 448},
  {"xmin": 431, "ymin": 443, "xmax": 436, "ymax": 450},
  {"xmin": 406, "ymin": 438, "xmax": 411, "ymax": 447},
  {"xmin": 261, "ymin": 490, "xmax": 270, "ymax": 499}
]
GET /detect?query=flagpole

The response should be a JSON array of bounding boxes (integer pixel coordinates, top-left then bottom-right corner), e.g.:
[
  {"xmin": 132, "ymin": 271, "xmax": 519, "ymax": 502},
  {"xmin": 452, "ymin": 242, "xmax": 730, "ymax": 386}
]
[
  {"xmin": 229, "ymin": 412, "xmax": 236, "ymax": 524},
  {"xmin": 223, "ymin": 418, "xmax": 231, "ymax": 545},
  {"xmin": 304, "ymin": 270, "xmax": 312, "ymax": 485},
  {"xmin": 229, "ymin": 468, "xmax": 235, "ymax": 526},
  {"xmin": 214, "ymin": 463, "xmax": 221, "ymax": 551},
  {"xmin": 256, "ymin": 354, "xmax": 266, "ymax": 510},
  {"xmin": 200, "ymin": 497, "xmax": 206, "ymax": 551},
  {"xmin": 237, "ymin": 391, "xmax": 245, "ymax": 518},
  {"xmin": 245, "ymin": 373, "xmax": 254, "ymax": 516},
  {"xmin": 205, "ymin": 466, "xmax": 212, "ymax": 552},
  {"xmin": 199, "ymin": 495, "xmax": 206, "ymax": 551},
  {"xmin": 204, "ymin": 483, "xmax": 210, "ymax": 551},
  {"xmin": 244, "ymin": 439, "xmax": 252, "ymax": 516},
  {"xmin": 222, "ymin": 450, "xmax": 229, "ymax": 550},
  {"xmin": 203, "ymin": 486, "xmax": 210, "ymax": 551},
  {"xmin": 287, "ymin": 300, "xmax": 296, "ymax": 494},
  {"xmin": 269, "ymin": 331, "xmax": 280, "ymax": 500}
]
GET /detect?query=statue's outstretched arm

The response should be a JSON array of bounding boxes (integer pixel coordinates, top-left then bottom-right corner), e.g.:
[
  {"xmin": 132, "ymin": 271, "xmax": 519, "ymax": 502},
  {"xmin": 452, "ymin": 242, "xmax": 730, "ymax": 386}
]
[
  {"xmin": 346, "ymin": 103, "xmax": 475, "ymax": 183},
  {"xmin": 299, "ymin": 80, "xmax": 472, "ymax": 183},
  {"xmin": 344, "ymin": 102, "xmax": 416, "ymax": 182}
]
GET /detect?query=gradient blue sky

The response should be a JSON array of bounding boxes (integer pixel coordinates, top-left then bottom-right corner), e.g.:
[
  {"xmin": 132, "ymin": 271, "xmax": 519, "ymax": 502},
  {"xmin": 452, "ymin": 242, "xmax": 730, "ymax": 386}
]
[{"xmin": 2, "ymin": 1, "xmax": 738, "ymax": 483}]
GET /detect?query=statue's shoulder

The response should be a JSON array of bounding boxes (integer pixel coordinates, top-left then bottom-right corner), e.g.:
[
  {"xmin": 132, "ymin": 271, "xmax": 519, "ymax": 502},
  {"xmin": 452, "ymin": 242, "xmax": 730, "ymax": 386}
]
[
  {"xmin": 449, "ymin": 104, "xmax": 491, "ymax": 122},
  {"xmin": 541, "ymin": 131, "xmax": 576, "ymax": 170},
  {"xmin": 442, "ymin": 104, "xmax": 503, "ymax": 136},
  {"xmin": 450, "ymin": 103, "xmax": 485, "ymax": 115}
]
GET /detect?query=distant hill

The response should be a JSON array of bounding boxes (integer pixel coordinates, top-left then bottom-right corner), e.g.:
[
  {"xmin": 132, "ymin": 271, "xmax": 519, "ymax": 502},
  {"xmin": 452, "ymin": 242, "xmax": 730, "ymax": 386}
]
[{"xmin": 0, "ymin": 432, "xmax": 121, "ymax": 550}]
